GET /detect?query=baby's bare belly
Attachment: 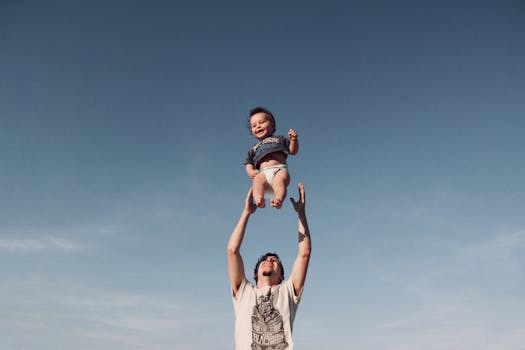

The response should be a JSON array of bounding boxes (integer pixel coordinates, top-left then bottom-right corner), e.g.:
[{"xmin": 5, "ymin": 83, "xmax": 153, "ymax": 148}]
[{"xmin": 258, "ymin": 152, "xmax": 287, "ymax": 169}]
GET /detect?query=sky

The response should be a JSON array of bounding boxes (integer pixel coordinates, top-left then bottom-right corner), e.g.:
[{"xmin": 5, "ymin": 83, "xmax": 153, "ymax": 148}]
[{"xmin": 1, "ymin": 0, "xmax": 525, "ymax": 349}]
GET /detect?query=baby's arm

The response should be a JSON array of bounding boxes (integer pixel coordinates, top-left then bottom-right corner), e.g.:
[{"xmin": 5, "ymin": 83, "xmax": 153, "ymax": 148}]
[
  {"xmin": 288, "ymin": 129, "xmax": 299, "ymax": 155},
  {"xmin": 245, "ymin": 163, "xmax": 259, "ymax": 179}
]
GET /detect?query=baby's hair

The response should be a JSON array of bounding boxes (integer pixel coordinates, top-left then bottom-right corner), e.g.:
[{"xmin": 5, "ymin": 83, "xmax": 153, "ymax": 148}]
[{"xmin": 248, "ymin": 106, "xmax": 276, "ymax": 135}]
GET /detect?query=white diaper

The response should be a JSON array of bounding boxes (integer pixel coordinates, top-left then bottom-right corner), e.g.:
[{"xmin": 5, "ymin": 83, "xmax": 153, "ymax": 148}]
[{"xmin": 260, "ymin": 164, "xmax": 287, "ymax": 194}]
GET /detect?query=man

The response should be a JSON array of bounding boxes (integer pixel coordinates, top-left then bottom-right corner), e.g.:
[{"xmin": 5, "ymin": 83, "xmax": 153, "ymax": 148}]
[{"xmin": 227, "ymin": 183, "xmax": 312, "ymax": 349}]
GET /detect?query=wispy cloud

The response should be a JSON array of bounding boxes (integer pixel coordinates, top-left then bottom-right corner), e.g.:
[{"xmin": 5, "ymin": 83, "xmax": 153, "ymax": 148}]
[
  {"xmin": 47, "ymin": 236, "xmax": 83, "ymax": 252},
  {"xmin": 462, "ymin": 230, "xmax": 525, "ymax": 257},
  {"xmin": 0, "ymin": 224, "xmax": 127, "ymax": 254},
  {"xmin": 0, "ymin": 236, "xmax": 83, "ymax": 253},
  {"xmin": 97, "ymin": 315, "xmax": 181, "ymax": 332},
  {"xmin": 378, "ymin": 295, "xmax": 525, "ymax": 350},
  {"xmin": 373, "ymin": 229, "xmax": 525, "ymax": 350},
  {"xmin": 0, "ymin": 283, "xmax": 227, "ymax": 350},
  {"xmin": 56, "ymin": 292, "xmax": 181, "ymax": 311},
  {"xmin": 0, "ymin": 238, "xmax": 46, "ymax": 252}
]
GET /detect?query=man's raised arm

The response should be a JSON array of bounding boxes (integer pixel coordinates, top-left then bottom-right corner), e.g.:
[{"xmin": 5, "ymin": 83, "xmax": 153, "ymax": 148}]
[
  {"xmin": 227, "ymin": 188, "xmax": 256, "ymax": 297},
  {"xmin": 289, "ymin": 183, "xmax": 312, "ymax": 297}
]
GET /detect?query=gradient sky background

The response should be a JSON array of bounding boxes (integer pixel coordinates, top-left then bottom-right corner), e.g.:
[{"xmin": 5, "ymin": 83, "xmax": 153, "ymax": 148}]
[{"xmin": 1, "ymin": 1, "xmax": 525, "ymax": 349}]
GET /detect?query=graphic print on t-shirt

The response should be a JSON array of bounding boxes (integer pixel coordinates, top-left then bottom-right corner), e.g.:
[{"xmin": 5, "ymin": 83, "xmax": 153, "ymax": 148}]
[{"xmin": 251, "ymin": 288, "xmax": 288, "ymax": 350}]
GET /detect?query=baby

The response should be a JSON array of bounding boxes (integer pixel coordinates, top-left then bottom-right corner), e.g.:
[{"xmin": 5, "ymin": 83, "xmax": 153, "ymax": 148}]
[{"xmin": 245, "ymin": 107, "xmax": 299, "ymax": 209}]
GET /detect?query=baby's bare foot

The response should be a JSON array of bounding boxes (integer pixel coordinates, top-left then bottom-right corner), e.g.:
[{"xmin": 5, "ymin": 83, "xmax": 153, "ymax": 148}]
[
  {"xmin": 270, "ymin": 198, "xmax": 283, "ymax": 209},
  {"xmin": 255, "ymin": 197, "xmax": 266, "ymax": 208}
]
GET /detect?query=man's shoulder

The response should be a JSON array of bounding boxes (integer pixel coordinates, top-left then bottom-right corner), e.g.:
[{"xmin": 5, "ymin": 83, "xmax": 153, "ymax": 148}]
[{"xmin": 234, "ymin": 278, "xmax": 255, "ymax": 299}]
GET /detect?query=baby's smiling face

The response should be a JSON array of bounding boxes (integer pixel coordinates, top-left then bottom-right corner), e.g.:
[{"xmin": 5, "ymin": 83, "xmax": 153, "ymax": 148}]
[{"xmin": 250, "ymin": 112, "xmax": 275, "ymax": 140}]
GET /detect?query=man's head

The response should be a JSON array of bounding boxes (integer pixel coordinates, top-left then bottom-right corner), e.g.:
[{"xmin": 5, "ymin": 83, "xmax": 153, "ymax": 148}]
[{"xmin": 253, "ymin": 252, "xmax": 285, "ymax": 284}]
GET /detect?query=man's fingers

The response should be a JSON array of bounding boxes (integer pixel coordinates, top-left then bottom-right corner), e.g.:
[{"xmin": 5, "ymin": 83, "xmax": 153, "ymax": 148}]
[
  {"xmin": 298, "ymin": 183, "xmax": 305, "ymax": 203},
  {"xmin": 246, "ymin": 187, "xmax": 255, "ymax": 205}
]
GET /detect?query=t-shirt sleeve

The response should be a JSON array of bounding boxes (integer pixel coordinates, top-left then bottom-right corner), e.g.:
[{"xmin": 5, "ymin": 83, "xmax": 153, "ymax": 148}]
[
  {"xmin": 233, "ymin": 278, "xmax": 252, "ymax": 302},
  {"xmin": 245, "ymin": 149, "xmax": 255, "ymax": 166},
  {"xmin": 232, "ymin": 278, "xmax": 255, "ymax": 315},
  {"xmin": 284, "ymin": 279, "xmax": 302, "ymax": 305},
  {"xmin": 282, "ymin": 136, "xmax": 291, "ymax": 152}
]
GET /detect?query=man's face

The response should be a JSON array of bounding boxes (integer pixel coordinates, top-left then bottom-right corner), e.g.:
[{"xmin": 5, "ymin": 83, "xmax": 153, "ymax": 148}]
[{"xmin": 257, "ymin": 255, "xmax": 282, "ymax": 281}]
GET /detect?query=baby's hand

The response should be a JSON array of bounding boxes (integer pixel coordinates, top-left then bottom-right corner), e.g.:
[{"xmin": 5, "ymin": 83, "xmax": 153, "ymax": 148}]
[
  {"xmin": 288, "ymin": 129, "xmax": 298, "ymax": 140},
  {"xmin": 249, "ymin": 170, "xmax": 259, "ymax": 179}
]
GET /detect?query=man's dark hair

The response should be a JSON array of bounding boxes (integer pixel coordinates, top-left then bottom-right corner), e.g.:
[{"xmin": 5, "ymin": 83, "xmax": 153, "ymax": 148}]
[
  {"xmin": 248, "ymin": 106, "xmax": 276, "ymax": 134},
  {"xmin": 253, "ymin": 252, "xmax": 285, "ymax": 283}
]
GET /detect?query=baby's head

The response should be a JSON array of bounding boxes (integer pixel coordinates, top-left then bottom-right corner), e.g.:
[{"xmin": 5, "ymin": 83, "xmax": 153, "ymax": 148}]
[{"xmin": 248, "ymin": 106, "xmax": 276, "ymax": 139}]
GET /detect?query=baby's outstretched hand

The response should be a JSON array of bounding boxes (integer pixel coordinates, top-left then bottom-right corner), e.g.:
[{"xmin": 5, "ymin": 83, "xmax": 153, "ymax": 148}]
[{"xmin": 288, "ymin": 129, "xmax": 298, "ymax": 140}]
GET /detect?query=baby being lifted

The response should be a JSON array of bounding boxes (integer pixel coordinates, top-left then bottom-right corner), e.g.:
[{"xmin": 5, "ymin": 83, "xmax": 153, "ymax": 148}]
[{"xmin": 245, "ymin": 107, "xmax": 299, "ymax": 209}]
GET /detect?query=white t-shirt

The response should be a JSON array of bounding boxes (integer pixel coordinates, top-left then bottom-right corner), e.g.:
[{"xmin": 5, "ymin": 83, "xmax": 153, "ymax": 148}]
[{"xmin": 232, "ymin": 278, "xmax": 301, "ymax": 350}]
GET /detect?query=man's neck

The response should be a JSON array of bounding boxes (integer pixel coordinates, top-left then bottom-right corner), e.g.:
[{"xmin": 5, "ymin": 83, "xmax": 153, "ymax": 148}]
[{"xmin": 256, "ymin": 278, "xmax": 280, "ymax": 289}]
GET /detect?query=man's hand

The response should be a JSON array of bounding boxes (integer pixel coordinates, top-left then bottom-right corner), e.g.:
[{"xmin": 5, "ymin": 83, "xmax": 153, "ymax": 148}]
[
  {"xmin": 244, "ymin": 187, "xmax": 257, "ymax": 214},
  {"xmin": 290, "ymin": 183, "xmax": 306, "ymax": 214},
  {"xmin": 289, "ymin": 182, "xmax": 310, "ymax": 296}
]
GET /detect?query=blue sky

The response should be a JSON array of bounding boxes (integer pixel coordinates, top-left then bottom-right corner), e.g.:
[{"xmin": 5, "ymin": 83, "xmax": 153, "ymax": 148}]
[{"xmin": 1, "ymin": 1, "xmax": 524, "ymax": 349}]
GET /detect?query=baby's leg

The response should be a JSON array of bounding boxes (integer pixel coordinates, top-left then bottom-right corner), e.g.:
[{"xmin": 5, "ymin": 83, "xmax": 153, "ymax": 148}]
[
  {"xmin": 252, "ymin": 173, "xmax": 268, "ymax": 208},
  {"xmin": 270, "ymin": 169, "xmax": 290, "ymax": 209}
]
